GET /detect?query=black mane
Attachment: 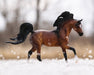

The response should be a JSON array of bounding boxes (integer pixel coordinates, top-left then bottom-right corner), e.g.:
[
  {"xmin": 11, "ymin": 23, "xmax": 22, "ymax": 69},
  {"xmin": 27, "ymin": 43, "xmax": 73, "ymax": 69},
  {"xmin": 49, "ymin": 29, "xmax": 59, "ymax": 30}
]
[
  {"xmin": 53, "ymin": 11, "xmax": 73, "ymax": 27},
  {"xmin": 53, "ymin": 11, "xmax": 74, "ymax": 36}
]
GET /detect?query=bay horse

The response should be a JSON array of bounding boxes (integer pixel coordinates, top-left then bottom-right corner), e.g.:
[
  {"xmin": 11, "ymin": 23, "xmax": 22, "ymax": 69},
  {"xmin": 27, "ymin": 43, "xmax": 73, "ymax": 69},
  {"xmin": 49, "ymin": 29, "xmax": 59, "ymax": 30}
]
[{"xmin": 6, "ymin": 19, "xmax": 83, "ymax": 61}]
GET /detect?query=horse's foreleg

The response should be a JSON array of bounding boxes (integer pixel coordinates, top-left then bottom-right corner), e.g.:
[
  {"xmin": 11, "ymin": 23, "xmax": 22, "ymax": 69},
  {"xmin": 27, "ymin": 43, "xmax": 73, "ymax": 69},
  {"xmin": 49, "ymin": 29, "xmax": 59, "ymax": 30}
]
[
  {"xmin": 69, "ymin": 47, "xmax": 76, "ymax": 55},
  {"xmin": 67, "ymin": 46, "xmax": 78, "ymax": 61},
  {"xmin": 66, "ymin": 46, "xmax": 77, "ymax": 56},
  {"xmin": 67, "ymin": 46, "xmax": 76, "ymax": 56},
  {"xmin": 28, "ymin": 47, "xmax": 36, "ymax": 59},
  {"xmin": 62, "ymin": 48, "xmax": 67, "ymax": 61}
]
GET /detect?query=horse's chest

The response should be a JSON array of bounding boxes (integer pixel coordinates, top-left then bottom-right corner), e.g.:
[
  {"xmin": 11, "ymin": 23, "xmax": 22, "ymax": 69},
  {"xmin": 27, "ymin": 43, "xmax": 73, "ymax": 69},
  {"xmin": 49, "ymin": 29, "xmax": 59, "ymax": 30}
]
[
  {"xmin": 59, "ymin": 36, "xmax": 69, "ymax": 45},
  {"xmin": 65, "ymin": 36, "xmax": 69, "ymax": 42}
]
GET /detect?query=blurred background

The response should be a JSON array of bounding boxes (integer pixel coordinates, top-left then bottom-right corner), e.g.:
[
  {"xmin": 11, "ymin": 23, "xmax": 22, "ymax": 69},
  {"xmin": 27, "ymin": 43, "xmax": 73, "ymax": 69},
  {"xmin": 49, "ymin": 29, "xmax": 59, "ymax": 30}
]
[{"xmin": 0, "ymin": 0, "xmax": 94, "ymax": 60}]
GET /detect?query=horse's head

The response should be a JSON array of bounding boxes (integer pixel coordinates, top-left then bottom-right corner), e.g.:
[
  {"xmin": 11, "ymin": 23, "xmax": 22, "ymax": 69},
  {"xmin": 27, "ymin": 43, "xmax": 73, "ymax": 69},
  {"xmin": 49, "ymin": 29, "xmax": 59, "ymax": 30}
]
[{"xmin": 73, "ymin": 19, "xmax": 83, "ymax": 36}]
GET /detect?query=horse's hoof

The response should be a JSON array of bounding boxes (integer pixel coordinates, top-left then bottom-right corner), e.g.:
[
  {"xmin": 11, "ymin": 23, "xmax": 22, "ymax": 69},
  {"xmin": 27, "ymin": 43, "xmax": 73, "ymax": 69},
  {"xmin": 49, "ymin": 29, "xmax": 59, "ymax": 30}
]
[
  {"xmin": 28, "ymin": 51, "xmax": 32, "ymax": 59},
  {"xmin": 38, "ymin": 59, "xmax": 42, "ymax": 61},
  {"xmin": 37, "ymin": 55, "xmax": 42, "ymax": 61},
  {"xmin": 28, "ymin": 54, "xmax": 30, "ymax": 60}
]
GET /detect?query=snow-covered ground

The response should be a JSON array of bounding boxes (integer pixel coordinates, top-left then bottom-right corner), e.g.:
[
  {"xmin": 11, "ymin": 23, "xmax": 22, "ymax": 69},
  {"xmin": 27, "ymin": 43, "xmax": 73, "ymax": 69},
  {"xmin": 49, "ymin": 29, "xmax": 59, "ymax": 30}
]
[{"xmin": 0, "ymin": 58, "xmax": 94, "ymax": 75}]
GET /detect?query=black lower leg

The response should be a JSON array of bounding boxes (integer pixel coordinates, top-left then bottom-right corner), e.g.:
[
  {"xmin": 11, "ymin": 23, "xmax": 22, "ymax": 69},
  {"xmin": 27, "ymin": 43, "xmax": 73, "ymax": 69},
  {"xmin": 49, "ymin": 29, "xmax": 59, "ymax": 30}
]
[
  {"xmin": 63, "ymin": 52, "xmax": 67, "ymax": 61},
  {"xmin": 28, "ymin": 50, "xmax": 32, "ymax": 59},
  {"xmin": 37, "ymin": 55, "xmax": 42, "ymax": 61},
  {"xmin": 69, "ymin": 47, "xmax": 76, "ymax": 55}
]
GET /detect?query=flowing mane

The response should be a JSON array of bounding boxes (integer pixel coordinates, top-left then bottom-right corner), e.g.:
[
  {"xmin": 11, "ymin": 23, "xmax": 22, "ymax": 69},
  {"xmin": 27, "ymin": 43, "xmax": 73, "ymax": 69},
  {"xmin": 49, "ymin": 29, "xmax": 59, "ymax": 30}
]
[
  {"xmin": 53, "ymin": 11, "xmax": 74, "ymax": 35},
  {"xmin": 53, "ymin": 11, "xmax": 73, "ymax": 27}
]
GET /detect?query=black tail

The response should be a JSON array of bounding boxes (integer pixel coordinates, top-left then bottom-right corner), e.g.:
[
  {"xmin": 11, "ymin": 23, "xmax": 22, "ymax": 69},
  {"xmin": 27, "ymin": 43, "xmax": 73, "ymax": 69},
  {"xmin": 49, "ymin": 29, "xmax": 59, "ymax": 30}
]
[{"xmin": 6, "ymin": 23, "xmax": 34, "ymax": 45}]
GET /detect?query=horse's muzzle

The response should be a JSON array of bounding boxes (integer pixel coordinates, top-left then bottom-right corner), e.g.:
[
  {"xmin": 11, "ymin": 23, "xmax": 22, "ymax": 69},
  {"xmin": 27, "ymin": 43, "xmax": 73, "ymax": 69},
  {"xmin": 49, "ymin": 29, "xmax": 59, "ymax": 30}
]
[{"xmin": 79, "ymin": 33, "xmax": 83, "ymax": 36}]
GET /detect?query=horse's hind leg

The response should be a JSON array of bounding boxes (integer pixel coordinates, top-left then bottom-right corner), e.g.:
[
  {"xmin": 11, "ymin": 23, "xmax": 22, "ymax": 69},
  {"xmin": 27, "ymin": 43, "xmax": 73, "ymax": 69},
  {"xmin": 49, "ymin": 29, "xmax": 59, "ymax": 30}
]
[
  {"xmin": 28, "ymin": 47, "xmax": 36, "ymax": 59},
  {"xmin": 36, "ymin": 46, "xmax": 42, "ymax": 61}
]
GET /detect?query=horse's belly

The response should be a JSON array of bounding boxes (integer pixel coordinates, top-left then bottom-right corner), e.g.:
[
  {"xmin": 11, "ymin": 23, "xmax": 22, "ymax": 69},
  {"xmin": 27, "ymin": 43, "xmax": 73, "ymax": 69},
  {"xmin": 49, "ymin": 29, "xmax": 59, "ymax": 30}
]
[{"xmin": 43, "ymin": 41, "xmax": 59, "ymax": 46}]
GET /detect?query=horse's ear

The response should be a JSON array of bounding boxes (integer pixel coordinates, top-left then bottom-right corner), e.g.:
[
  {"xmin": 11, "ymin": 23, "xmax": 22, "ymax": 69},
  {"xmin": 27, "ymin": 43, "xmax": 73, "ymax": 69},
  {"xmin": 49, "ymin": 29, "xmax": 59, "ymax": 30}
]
[
  {"xmin": 78, "ymin": 19, "xmax": 83, "ymax": 23},
  {"xmin": 76, "ymin": 19, "xmax": 83, "ymax": 26},
  {"xmin": 79, "ymin": 19, "xmax": 83, "ymax": 22}
]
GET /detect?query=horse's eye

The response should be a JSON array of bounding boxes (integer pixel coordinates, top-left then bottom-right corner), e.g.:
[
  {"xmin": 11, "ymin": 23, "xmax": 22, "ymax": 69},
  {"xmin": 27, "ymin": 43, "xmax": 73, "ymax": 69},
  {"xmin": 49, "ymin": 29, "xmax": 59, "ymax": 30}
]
[{"xmin": 76, "ymin": 25, "xmax": 81, "ymax": 28}]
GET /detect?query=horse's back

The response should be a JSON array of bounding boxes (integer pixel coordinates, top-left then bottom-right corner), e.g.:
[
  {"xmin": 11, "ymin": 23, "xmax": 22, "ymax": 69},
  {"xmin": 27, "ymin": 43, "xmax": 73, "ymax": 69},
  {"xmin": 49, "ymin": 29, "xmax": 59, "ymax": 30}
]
[{"xmin": 30, "ymin": 30, "xmax": 59, "ymax": 46}]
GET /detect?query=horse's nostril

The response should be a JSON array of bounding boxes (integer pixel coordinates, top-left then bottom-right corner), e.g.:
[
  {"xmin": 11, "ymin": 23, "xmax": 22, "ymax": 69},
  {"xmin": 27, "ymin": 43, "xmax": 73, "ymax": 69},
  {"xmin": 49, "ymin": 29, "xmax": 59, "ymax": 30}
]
[{"xmin": 79, "ymin": 33, "xmax": 83, "ymax": 36}]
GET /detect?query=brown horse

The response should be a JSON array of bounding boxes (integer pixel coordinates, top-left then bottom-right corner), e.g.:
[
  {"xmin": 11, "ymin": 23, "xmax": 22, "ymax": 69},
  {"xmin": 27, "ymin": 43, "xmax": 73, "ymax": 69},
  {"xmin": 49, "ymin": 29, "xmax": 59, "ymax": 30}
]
[{"xmin": 6, "ymin": 19, "xmax": 83, "ymax": 61}]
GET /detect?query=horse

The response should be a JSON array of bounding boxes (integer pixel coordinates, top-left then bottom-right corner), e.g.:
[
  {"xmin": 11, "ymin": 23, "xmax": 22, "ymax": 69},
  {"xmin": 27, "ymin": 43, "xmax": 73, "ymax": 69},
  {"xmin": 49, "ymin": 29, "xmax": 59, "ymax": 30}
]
[{"xmin": 6, "ymin": 19, "xmax": 83, "ymax": 61}]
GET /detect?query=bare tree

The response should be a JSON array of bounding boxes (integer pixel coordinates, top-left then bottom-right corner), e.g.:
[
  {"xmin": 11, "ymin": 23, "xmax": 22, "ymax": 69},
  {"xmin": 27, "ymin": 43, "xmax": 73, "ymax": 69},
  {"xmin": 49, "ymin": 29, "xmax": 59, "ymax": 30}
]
[
  {"xmin": 91, "ymin": 0, "xmax": 94, "ymax": 44},
  {"xmin": 2, "ymin": 0, "xmax": 7, "ymax": 23},
  {"xmin": 34, "ymin": 0, "xmax": 40, "ymax": 30}
]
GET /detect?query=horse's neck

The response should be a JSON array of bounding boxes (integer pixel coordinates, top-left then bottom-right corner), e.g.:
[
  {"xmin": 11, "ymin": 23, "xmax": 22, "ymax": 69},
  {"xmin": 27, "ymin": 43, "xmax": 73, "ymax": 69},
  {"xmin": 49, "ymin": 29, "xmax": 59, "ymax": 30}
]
[
  {"xmin": 60, "ymin": 25, "xmax": 72, "ymax": 38},
  {"xmin": 59, "ymin": 19, "xmax": 74, "ymax": 39}
]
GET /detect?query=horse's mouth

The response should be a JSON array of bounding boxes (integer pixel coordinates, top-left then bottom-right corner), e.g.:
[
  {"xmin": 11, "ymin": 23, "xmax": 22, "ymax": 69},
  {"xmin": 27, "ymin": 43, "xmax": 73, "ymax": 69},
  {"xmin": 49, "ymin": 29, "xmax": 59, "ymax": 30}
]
[{"xmin": 79, "ymin": 33, "xmax": 83, "ymax": 36}]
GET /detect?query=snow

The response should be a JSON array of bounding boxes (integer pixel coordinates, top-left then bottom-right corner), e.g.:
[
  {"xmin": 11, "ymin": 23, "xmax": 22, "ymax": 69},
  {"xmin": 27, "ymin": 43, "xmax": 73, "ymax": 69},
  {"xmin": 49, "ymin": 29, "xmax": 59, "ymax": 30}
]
[
  {"xmin": 89, "ymin": 50, "xmax": 92, "ymax": 54},
  {"xmin": 0, "ymin": 58, "xmax": 94, "ymax": 75}
]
